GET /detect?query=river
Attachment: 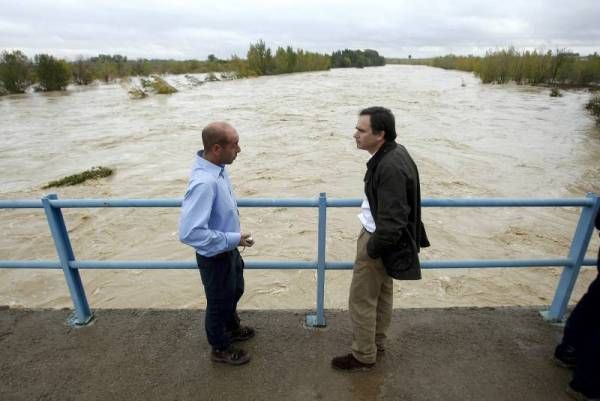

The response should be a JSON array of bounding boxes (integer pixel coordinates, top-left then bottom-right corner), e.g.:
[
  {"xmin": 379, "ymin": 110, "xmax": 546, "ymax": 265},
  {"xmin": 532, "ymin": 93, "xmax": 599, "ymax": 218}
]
[{"xmin": 1, "ymin": 65, "xmax": 599, "ymax": 310}]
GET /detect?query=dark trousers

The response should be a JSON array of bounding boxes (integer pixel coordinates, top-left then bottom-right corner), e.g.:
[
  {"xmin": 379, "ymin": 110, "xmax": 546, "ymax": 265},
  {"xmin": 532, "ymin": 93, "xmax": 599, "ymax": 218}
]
[
  {"xmin": 562, "ymin": 254, "xmax": 600, "ymax": 397},
  {"xmin": 571, "ymin": 327, "xmax": 600, "ymax": 397},
  {"xmin": 196, "ymin": 249, "xmax": 244, "ymax": 351}
]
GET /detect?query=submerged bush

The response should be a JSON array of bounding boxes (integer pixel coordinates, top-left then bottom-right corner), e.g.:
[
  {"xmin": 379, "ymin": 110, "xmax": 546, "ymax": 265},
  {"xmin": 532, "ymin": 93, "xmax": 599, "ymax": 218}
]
[
  {"xmin": 0, "ymin": 50, "xmax": 32, "ymax": 94},
  {"xmin": 34, "ymin": 54, "xmax": 71, "ymax": 91},
  {"xmin": 184, "ymin": 74, "xmax": 204, "ymax": 86},
  {"xmin": 150, "ymin": 75, "xmax": 177, "ymax": 94},
  {"xmin": 204, "ymin": 72, "xmax": 220, "ymax": 82},
  {"xmin": 331, "ymin": 49, "xmax": 384, "ymax": 68},
  {"xmin": 128, "ymin": 87, "xmax": 148, "ymax": 99},
  {"xmin": 72, "ymin": 57, "xmax": 94, "ymax": 85},
  {"xmin": 43, "ymin": 167, "xmax": 113, "ymax": 188},
  {"xmin": 585, "ymin": 94, "xmax": 600, "ymax": 125},
  {"xmin": 138, "ymin": 75, "xmax": 177, "ymax": 94}
]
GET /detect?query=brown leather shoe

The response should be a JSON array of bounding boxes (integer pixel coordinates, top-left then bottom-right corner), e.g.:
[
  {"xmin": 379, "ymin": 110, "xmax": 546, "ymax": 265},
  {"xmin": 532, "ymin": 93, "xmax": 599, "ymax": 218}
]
[
  {"xmin": 331, "ymin": 353, "xmax": 375, "ymax": 371},
  {"xmin": 211, "ymin": 346, "xmax": 250, "ymax": 365}
]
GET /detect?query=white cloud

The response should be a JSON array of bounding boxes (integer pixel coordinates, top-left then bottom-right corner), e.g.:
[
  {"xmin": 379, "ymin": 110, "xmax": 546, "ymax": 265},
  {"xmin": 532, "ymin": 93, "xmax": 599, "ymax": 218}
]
[{"xmin": 0, "ymin": 0, "xmax": 598, "ymax": 59}]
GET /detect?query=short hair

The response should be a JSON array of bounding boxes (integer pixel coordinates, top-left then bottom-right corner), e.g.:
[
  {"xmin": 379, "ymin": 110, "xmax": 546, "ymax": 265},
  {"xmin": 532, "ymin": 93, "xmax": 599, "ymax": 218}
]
[
  {"xmin": 202, "ymin": 122, "xmax": 232, "ymax": 151},
  {"xmin": 359, "ymin": 106, "xmax": 397, "ymax": 141}
]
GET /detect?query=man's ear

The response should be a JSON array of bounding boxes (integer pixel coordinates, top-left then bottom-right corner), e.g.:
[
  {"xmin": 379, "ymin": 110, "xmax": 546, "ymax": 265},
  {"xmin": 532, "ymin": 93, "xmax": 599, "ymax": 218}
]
[{"xmin": 212, "ymin": 144, "xmax": 222, "ymax": 154}]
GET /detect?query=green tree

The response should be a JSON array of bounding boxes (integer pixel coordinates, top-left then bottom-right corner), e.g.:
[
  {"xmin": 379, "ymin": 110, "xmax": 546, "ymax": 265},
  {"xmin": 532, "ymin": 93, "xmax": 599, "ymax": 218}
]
[
  {"xmin": 247, "ymin": 39, "xmax": 273, "ymax": 75},
  {"xmin": 34, "ymin": 54, "xmax": 71, "ymax": 91},
  {"xmin": 94, "ymin": 59, "xmax": 118, "ymax": 82},
  {"xmin": 131, "ymin": 58, "xmax": 151, "ymax": 76},
  {"xmin": 0, "ymin": 50, "xmax": 32, "ymax": 93},
  {"xmin": 72, "ymin": 57, "xmax": 94, "ymax": 85},
  {"xmin": 273, "ymin": 47, "xmax": 289, "ymax": 74}
]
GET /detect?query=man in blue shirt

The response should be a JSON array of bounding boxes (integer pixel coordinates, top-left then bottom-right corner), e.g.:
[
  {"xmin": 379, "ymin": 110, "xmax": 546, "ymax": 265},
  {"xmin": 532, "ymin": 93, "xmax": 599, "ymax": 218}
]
[{"xmin": 179, "ymin": 121, "xmax": 255, "ymax": 365}]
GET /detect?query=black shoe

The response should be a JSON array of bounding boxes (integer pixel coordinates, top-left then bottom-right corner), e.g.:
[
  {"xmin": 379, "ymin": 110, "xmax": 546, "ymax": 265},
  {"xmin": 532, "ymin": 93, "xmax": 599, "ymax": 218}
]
[
  {"xmin": 211, "ymin": 346, "xmax": 250, "ymax": 365},
  {"xmin": 227, "ymin": 326, "xmax": 255, "ymax": 342},
  {"xmin": 555, "ymin": 343, "xmax": 577, "ymax": 368},
  {"xmin": 331, "ymin": 353, "xmax": 375, "ymax": 371}
]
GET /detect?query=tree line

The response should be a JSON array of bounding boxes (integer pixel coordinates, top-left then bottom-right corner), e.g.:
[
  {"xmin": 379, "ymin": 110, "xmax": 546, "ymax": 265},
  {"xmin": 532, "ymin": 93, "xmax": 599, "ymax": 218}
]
[
  {"xmin": 0, "ymin": 42, "xmax": 385, "ymax": 95},
  {"xmin": 331, "ymin": 49, "xmax": 385, "ymax": 68},
  {"xmin": 389, "ymin": 48, "xmax": 600, "ymax": 87}
]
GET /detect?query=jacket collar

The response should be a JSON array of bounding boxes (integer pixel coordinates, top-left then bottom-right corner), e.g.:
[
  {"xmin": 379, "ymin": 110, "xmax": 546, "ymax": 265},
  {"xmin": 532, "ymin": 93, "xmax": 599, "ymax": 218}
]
[{"xmin": 366, "ymin": 141, "xmax": 397, "ymax": 171}]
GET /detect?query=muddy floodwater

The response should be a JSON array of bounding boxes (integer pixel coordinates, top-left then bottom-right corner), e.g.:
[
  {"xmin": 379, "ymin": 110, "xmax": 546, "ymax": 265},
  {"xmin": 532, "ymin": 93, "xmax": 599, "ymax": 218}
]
[{"xmin": 1, "ymin": 65, "xmax": 599, "ymax": 310}]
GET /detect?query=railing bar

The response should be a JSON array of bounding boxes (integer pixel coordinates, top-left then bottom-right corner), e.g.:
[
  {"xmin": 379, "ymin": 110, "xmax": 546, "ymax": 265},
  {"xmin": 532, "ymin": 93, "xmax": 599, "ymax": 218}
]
[
  {"xmin": 0, "ymin": 200, "xmax": 44, "ymax": 208},
  {"xmin": 4, "ymin": 258, "xmax": 597, "ymax": 270},
  {"xmin": 67, "ymin": 260, "xmax": 317, "ymax": 269},
  {"xmin": 0, "ymin": 261, "xmax": 62, "ymax": 268},
  {"xmin": 328, "ymin": 198, "xmax": 595, "ymax": 207},
  {"xmin": 1, "ymin": 197, "xmax": 592, "ymax": 209},
  {"xmin": 47, "ymin": 199, "xmax": 320, "ymax": 208}
]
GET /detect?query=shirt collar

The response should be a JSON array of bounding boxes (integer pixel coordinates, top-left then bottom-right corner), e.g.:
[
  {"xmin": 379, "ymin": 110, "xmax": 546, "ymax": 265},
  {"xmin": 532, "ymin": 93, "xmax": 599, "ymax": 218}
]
[{"xmin": 196, "ymin": 150, "xmax": 225, "ymax": 178}]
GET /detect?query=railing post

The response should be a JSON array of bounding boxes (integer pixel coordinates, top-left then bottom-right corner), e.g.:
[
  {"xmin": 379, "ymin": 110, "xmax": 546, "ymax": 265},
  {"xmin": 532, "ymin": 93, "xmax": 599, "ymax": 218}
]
[
  {"xmin": 306, "ymin": 192, "xmax": 327, "ymax": 327},
  {"xmin": 42, "ymin": 194, "xmax": 93, "ymax": 326},
  {"xmin": 541, "ymin": 193, "xmax": 599, "ymax": 322}
]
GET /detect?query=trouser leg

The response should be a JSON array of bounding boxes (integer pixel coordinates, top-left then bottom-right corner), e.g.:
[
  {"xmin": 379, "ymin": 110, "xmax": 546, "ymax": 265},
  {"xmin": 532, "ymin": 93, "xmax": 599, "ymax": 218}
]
[
  {"xmin": 570, "ymin": 327, "xmax": 600, "ymax": 398},
  {"xmin": 350, "ymin": 229, "xmax": 389, "ymax": 364},
  {"xmin": 375, "ymin": 276, "xmax": 393, "ymax": 350},
  {"xmin": 562, "ymin": 273, "xmax": 600, "ymax": 350},
  {"xmin": 197, "ymin": 252, "xmax": 237, "ymax": 351},
  {"xmin": 225, "ymin": 249, "xmax": 245, "ymax": 332}
]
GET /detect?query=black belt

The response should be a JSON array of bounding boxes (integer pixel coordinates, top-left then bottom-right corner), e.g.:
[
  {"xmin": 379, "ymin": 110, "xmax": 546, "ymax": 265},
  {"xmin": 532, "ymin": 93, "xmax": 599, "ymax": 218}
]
[{"xmin": 198, "ymin": 249, "xmax": 237, "ymax": 260}]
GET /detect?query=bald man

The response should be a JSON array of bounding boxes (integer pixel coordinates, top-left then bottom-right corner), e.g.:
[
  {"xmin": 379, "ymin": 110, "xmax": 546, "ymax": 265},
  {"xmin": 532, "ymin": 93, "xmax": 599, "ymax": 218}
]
[{"xmin": 179, "ymin": 122, "xmax": 255, "ymax": 365}]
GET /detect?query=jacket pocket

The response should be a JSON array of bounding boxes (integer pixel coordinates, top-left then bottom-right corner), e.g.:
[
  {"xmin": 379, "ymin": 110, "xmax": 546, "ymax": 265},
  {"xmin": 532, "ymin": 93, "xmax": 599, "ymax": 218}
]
[{"xmin": 381, "ymin": 227, "xmax": 421, "ymax": 280}]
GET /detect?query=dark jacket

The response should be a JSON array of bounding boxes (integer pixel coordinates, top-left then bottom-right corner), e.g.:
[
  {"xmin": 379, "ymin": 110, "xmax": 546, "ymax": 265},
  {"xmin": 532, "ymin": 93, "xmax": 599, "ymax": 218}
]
[
  {"xmin": 596, "ymin": 208, "xmax": 600, "ymax": 272},
  {"xmin": 365, "ymin": 141, "xmax": 430, "ymax": 280}
]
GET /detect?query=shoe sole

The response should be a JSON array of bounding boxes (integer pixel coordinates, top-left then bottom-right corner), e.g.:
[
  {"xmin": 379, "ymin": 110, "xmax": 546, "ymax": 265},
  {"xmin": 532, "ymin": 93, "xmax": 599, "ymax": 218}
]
[
  {"xmin": 211, "ymin": 355, "xmax": 251, "ymax": 365},
  {"xmin": 331, "ymin": 363, "xmax": 375, "ymax": 372}
]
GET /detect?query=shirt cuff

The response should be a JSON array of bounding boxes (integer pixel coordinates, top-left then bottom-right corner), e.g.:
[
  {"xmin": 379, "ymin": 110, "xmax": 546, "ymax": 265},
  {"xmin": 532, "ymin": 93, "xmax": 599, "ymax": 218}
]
[{"xmin": 226, "ymin": 232, "xmax": 241, "ymax": 250}]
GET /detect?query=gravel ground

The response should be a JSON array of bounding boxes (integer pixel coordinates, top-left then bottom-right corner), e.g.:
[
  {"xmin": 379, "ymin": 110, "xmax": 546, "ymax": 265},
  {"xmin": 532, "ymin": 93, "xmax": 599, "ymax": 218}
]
[{"xmin": 0, "ymin": 307, "xmax": 575, "ymax": 401}]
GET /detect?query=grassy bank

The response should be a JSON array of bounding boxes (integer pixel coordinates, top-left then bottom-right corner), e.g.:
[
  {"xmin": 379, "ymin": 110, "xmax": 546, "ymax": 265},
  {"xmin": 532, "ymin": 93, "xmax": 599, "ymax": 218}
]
[{"xmin": 388, "ymin": 49, "xmax": 600, "ymax": 87}]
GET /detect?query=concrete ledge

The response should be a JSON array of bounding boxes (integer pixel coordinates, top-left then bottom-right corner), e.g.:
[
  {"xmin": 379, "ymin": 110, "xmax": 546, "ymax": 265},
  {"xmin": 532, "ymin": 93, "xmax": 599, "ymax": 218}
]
[{"xmin": 1, "ymin": 307, "xmax": 572, "ymax": 401}]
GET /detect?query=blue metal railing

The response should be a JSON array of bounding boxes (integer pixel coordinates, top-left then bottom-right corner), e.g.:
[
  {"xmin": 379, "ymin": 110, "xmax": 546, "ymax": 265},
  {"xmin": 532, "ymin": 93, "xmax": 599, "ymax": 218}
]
[{"xmin": 1, "ymin": 193, "xmax": 598, "ymax": 327}]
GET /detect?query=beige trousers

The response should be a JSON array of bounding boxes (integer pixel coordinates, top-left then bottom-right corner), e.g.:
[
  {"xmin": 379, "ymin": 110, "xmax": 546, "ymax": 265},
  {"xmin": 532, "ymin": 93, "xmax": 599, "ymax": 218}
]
[{"xmin": 349, "ymin": 228, "xmax": 393, "ymax": 364}]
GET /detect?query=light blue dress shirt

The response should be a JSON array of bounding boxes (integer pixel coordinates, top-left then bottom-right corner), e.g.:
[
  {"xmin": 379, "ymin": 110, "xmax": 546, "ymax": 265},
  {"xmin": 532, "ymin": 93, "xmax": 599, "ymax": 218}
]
[{"xmin": 179, "ymin": 152, "xmax": 241, "ymax": 257}]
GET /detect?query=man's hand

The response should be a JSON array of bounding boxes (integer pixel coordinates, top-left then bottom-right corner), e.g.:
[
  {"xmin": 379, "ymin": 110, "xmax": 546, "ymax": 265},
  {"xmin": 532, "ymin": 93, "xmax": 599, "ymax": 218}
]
[{"xmin": 240, "ymin": 232, "xmax": 255, "ymax": 247}]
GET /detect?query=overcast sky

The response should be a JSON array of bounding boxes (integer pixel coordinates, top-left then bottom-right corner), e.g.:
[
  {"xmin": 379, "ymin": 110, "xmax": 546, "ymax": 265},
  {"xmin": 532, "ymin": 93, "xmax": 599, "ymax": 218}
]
[{"xmin": 1, "ymin": 0, "xmax": 599, "ymax": 60}]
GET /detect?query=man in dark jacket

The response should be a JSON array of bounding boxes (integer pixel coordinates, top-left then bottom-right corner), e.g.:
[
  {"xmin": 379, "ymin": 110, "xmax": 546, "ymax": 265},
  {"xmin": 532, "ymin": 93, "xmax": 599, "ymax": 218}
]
[
  {"xmin": 332, "ymin": 106, "xmax": 430, "ymax": 371},
  {"xmin": 555, "ymin": 207, "xmax": 600, "ymax": 400}
]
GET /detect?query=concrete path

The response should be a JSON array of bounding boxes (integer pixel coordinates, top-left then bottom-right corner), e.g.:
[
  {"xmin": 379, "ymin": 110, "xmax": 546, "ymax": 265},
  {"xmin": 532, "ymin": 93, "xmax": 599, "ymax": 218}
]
[{"xmin": 0, "ymin": 307, "xmax": 575, "ymax": 401}]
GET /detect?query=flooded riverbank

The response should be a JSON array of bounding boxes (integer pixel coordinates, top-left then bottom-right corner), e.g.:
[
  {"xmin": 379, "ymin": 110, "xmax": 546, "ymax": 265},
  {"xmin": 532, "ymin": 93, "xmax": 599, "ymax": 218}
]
[{"xmin": 1, "ymin": 65, "xmax": 599, "ymax": 309}]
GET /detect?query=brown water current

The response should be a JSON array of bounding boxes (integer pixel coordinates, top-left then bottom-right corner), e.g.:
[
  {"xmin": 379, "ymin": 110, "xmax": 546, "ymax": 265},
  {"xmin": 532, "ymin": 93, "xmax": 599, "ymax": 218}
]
[{"xmin": 1, "ymin": 65, "xmax": 599, "ymax": 310}]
